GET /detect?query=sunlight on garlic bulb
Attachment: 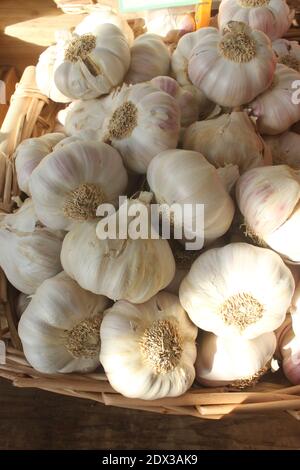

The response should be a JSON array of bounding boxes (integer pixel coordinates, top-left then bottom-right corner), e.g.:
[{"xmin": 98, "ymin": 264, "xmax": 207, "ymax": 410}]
[
  {"xmin": 150, "ymin": 76, "xmax": 199, "ymax": 127},
  {"xmin": 236, "ymin": 165, "xmax": 300, "ymax": 262},
  {"xmin": 188, "ymin": 22, "xmax": 276, "ymax": 107},
  {"xmin": 54, "ymin": 24, "xmax": 131, "ymax": 100},
  {"xmin": 147, "ymin": 149, "xmax": 237, "ymax": 244},
  {"xmin": 0, "ymin": 200, "xmax": 64, "ymax": 295},
  {"xmin": 272, "ymin": 39, "xmax": 300, "ymax": 72},
  {"xmin": 264, "ymin": 132, "xmax": 300, "ymax": 169},
  {"xmin": 171, "ymin": 28, "xmax": 215, "ymax": 119},
  {"xmin": 125, "ymin": 34, "xmax": 170, "ymax": 84},
  {"xmin": 218, "ymin": 0, "xmax": 294, "ymax": 41},
  {"xmin": 15, "ymin": 133, "xmax": 65, "ymax": 195},
  {"xmin": 19, "ymin": 272, "xmax": 109, "ymax": 374},
  {"xmin": 61, "ymin": 193, "xmax": 175, "ymax": 303},
  {"xmin": 75, "ymin": 7, "xmax": 134, "ymax": 45},
  {"xmin": 101, "ymin": 82, "xmax": 180, "ymax": 174},
  {"xmin": 100, "ymin": 291, "xmax": 197, "ymax": 399},
  {"xmin": 184, "ymin": 111, "xmax": 271, "ymax": 173},
  {"xmin": 195, "ymin": 330, "xmax": 276, "ymax": 387},
  {"xmin": 249, "ymin": 64, "xmax": 300, "ymax": 135},
  {"xmin": 179, "ymin": 243, "xmax": 295, "ymax": 339},
  {"xmin": 29, "ymin": 141, "xmax": 128, "ymax": 231}
]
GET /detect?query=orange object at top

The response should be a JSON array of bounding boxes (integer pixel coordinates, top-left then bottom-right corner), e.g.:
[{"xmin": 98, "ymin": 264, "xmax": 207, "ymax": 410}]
[{"xmin": 195, "ymin": 0, "xmax": 213, "ymax": 29}]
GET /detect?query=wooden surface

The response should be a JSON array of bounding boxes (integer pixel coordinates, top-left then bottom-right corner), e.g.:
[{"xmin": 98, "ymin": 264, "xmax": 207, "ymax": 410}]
[{"xmin": 0, "ymin": 378, "xmax": 300, "ymax": 450}]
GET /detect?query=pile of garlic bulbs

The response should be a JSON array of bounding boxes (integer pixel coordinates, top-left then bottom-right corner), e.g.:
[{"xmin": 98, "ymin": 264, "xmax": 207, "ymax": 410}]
[{"xmin": 2, "ymin": 2, "xmax": 300, "ymax": 401}]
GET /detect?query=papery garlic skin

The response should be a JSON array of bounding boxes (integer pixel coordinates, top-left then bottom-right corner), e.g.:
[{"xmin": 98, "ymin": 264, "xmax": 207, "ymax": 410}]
[
  {"xmin": 100, "ymin": 291, "xmax": 197, "ymax": 399},
  {"xmin": 184, "ymin": 111, "xmax": 271, "ymax": 173},
  {"xmin": 147, "ymin": 149, "xmax": 236, "ymax": 244},
  {"xmin": 249, "ymin": 64, "xmax": 300, "ymax": 135},
  {"xmin": 61, "ymin": 208, "xmax": 175, "ymax": 304},
  {"xmin": 0, "ymin": 200, "xmax": 64, "ymax": 295},
  {"xmin": 18, "ymin": 272, "xmax": 109, "ymax": 374},
  {"xmin": 272, "ymin": 39, "xmax": 300, "ymax": 71},
  {"xmin": 179, "ymin": 243, "xmax": 295, "ymax": 339},
  {"xmin": 218, "ymin": 0, "xmax": 294, "ymax": 41},
  {"xmin": 150, "ymin": 76, "xmax": 199, "ymax": 127},
  {"xmin": 29, "ymin": 141, "xmax": 128, "ymax": 231},
  {"xmin": 188, "ymin": 22, "xmax": 276, "ymax": 108},
  {"xmin": 101, "ymin": 82, "xmax": 180, "ymax": 174},
  {"xmin": 54, "ymin": 24, "xmax": 131, "ymax": 100},
  {"xmin": 171, "ymin": 29, "xmax": 215, "ymax": 119},
  {"xmin": 15, "ymin": 133, "xmax": 65, "ymax": 195},
  {"xmin": 125, "ymin": 34, "xmax": 170, "ymax": 85},
  {"xmin": 195, "ymin": 330, "xmax": 276, "ymax": 387},
  {"xmin": 75, "ymin": 7, "xmax": 134, "ymax": 45},
  {"xmin": 264, "ymin": 132, "xmax": 300, "ymax": 169}
]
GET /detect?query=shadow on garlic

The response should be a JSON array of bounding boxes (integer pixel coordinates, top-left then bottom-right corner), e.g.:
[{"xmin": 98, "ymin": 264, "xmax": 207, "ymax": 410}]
[
  {"xmin": 18, "ymin": 272, "xmax": 109, "ymax": 374},
  {"xmin": 264, "ymin": 132, "xmax": 300, "ymax": 169},
  {"xmin": 100, "ymin": 291, "xmax": 197, "ymax": 400},
  {"xmin": 195, "ymin": 329, "xmax": 276, "ymax": 388},
  {"xmin": 0, "ymin": 199, "xmax": 64, "ymax": 295},
  {"xmin": 29, "ymin": 140, "xmax": 128, "ymax": 231},
  {"xmin": 179, "ymin": 242, "xmax": 295, "ymax": 339}
]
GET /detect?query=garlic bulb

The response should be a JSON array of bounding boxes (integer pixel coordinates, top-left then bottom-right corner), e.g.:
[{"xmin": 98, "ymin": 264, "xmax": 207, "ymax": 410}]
[
  {"xmin": 60, "ymin": 96, "xmax": 113, "ymax": 136},
  {"xmin": 179, "ymin": 243, "xmax": 295, "ymax": 339},
  {"xmin": 264, "ymin": 132, "xmax": 300, "ymax": 169},
  {"xmin": 218, "ymin": 0, "xmax": 294, "ymax": 41},
  {"xmin": 125, "ymin": 34, "xmax": 170, "ymax": 84},
  {"xmin": 54, "ymin": 24, "xmax": 131, "ymax": 100},
  {"xmin": 184, "ymin": 111, "xmax": 272, "ymax": 173},
  {"xmin": 29, "ymin": 141, "xmax": 128, "ymax": 231},
  {"xmin": 146, "ymin": 9, "xmax": 195, "ymax": 37},
  {"xmin": 171, "ymin": 29, "xmax": 215, "ymax": 119},
  {"xmin": 195, "ymin": 330, "xmax": 276, "ymax": 387},
  {"xmin": 19, "ymin": 272, "xmax": 109, "ymax": 374},
  {"xmin": 188, "ymin": 22, "xmax": 276, "ymax": 108},
  {"xmin": 61, "ymin": 193, "xmax": 175, "ymax": 303},
  {"xmin": 101, "ymin": 82, "xmax": 180, "ymax": 174},
  {"xmin": 36, "ymin": 31, "xmax": 72, "ymax": 103},
  {"xmin": 147, "ymin": 149, "xmax": 237, "ymax": 244},
  {"xmin": 100, "ymin": 291, "xmax": 197, "ymax": 399},
  {"xmin": 15, "ymin": 133, "xmax": 65, "ymax": 195},
  {"xmin": 75, "ymin": 7, "xmax": 134, "ymax": 45},
  {"xmin": 236, "ymin": 165, "xmax": 300, "ymax": 262},
  {"xmin": 290, "ymin": 280, "xmax": 300, "ymax": 337},
  {"xmin": 0, "ymin": 200, "xmax": 64, "ymax": 295},
  {"xmin": 150, "ymin": 76, "xmax": 199, "ymax": 127},
  {"xmin": 277, "ymin": 324, "xmax": 300, "ymax": 384},
  {"xmin": 249, "ymin": 64, "xmax": 300, "ymax": 135},
  {"xmin": 272, "ymin": 39, "xmax": 300, "ymax": 72}
]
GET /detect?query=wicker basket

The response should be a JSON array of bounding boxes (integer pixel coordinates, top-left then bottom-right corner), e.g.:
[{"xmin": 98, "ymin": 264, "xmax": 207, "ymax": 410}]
[{"xmin": 1, "ymin": 31, "xmax": 300, "ymax": 421}]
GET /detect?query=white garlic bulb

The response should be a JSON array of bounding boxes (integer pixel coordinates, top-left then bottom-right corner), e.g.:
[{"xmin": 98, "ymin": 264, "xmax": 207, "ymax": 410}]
[
  {"xmin": 150, "ymin": 76, "xmax": 199, "ymax": 127},
  {"xmin": 29, "ymin": 140, "xmax": 128, "ymax": 231},
  {"xmin": 188, "ymin": 22, "xmax": 276, "ymax": 108},
  {"xmin": 15, "ymin": 133, "xmax": 65, "ymax": 195},
  {"xmin": 171, "ymin": 28, "xmax": 214, "ymax": 119},
  {"xmin": 218, "ymin": 0, "xmax": 294, "ymax": 41},
  {"xmin": 61, "ymin": 193, "xmax": 175, "ymax": 303},
  {"xmin": 147, "ymin": 149, "xmax": 237, "ymax": 245},
  {"xmin": 179, "ymin": 243, "xmax": 295, "ymax": 339},
  {"xmin": 0, "ymin": 200, "xmax": 64, "ymax": 295},
  {"xmin": 54, "ymin": 24, "xmax": 131, "ymax": 100},
  {"xmin": 195, "ymin": 330, "xmax": 276, "ymax": 387},
  {"xmin": 19, "ymin": 272, "xmax": 109, "ymax": 374},
  {"xmin": 75, "ymin": 7, "xmax": 134, "ymax": 45},
  {"xmin": 125, "ymin": 34, "xmax": 170, "ymax": 84},
  {"xmin": 184, "ymin": 111, "xmax": 272, "ymax": 173},
  {"xmin": 236, "ymin": 165, "xmax": 300, "ymax": 262},
  {"xmin": 272, "ymin": 39, "xmax": 300, "ymax": 72},
  {"xmin": 100, "ymin": 291, "xmax": 197, "ymax": 399},
  {"xmin": 249, "ymin": 64, "xmax": 300, "ymax": 135},
  {"xmin": 146, "ymin": 9, "xmax": 195, "ymax": 37},
  {"xmin": 264, "ymin": 132, "xmax": 300, "ymax": 169},
  {"xmin": 101, "ymin": 82, "xmax": 180, "ymax": 174}
]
